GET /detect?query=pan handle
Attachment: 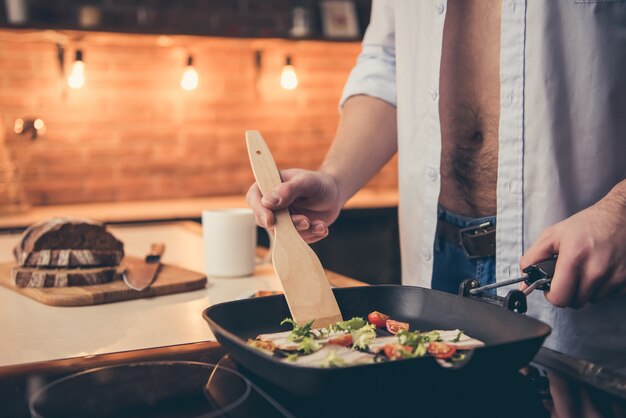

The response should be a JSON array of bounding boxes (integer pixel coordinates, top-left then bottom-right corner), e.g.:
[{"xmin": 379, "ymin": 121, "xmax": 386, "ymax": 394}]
[
  {"xmin": 522, "ymin": 256, "xmax": 557, "ymax": 291},
  {"xmin": 459, "ymin": 279, "xmax": 528, "ymax": 314}
]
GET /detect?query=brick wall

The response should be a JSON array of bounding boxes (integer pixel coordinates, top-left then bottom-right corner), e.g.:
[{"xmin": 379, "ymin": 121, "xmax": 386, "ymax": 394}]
[{"xmin": 0, "ymin": 29, "xmax": 397, "ymax": 206}]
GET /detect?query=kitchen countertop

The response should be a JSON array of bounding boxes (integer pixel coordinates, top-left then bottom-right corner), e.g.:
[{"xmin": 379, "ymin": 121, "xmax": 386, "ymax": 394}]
[
  {"xmin": 1, "ymin": 222, "xmax": 625, "ymax": 417},
  {"xmin": 0, "ymin": 221, "xmax": 364, "ymax": 372},
  {"xmin": 0, "ymin": 190, "xmax": 398, "ymax": 230}
]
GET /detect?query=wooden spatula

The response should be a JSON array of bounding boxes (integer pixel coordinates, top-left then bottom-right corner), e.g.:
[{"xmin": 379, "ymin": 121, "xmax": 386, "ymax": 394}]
[{"xmin": 245, "ymin": 130, "xmax": 343, "ymax": 328}]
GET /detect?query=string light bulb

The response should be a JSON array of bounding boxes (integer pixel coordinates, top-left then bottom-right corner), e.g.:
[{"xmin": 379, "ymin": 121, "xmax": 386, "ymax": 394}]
[
  {"xmin": 280, "ymin": 56, "xmax": 298, "ymax": 90},
  {"xmin": 67, "ymin": 49, "xmax": 85, "ymax": 89},
  {"xmin": 34, "ymin": 118, "xmax": 45, "ymax": 132},
  {"xmin": 180, "ymin": 55, "xmax": 199, "ymax": 91}
]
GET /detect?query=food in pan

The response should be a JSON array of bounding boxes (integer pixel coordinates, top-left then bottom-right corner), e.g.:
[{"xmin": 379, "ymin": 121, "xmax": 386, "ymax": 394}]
[{"xmin": 247, "ymin": 311, "xmax": 484, "ymax": 368}]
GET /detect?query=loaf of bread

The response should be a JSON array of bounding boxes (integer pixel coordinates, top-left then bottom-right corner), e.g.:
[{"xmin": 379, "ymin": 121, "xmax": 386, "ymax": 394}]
[
  {"xmin": 11, "ymin": 265, "xmax": 119, "ymax": 288},
  {"xmin": 13, "ymin": 217, "xmax": 124, "ymax": 268},
  {"xmin": 18, "ymin": 249, "xmax": 123, "ymax": 268}
]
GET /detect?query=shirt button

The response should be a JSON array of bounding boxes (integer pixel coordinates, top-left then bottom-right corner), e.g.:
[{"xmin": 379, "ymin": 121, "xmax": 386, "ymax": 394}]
[
  {"xmin": 427, "ymin": 167, "xmax": 438, "ymax": 182},
  {"xmin": 422, "ymin": 250, "xmax": 432, "ymax": 262},
  {"xmin": 430, "ymin": 88, "xmax": 438, "ymax": 101},
  {"xmin": 436, "ymin": 2, "xmax": 445, "ymax": 15}
]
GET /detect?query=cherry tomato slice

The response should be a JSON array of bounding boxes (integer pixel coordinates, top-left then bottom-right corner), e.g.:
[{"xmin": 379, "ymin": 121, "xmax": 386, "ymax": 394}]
[
  {"xmin": 383, "ymin": 343, "xmax": 414, "ymax": 360},
  {"xmin": 328, "ymin": 334, "xmax": 353, "ymax": 347},
  {"xmin": 427, "ymin": 342, "xmax": 457, "ymax": 359},
  {"xmin": 367, "ymin": 311, "xmax": 390, "ymax": 328},
  {"xmin": 386, "ymin": 319, "xmax": 410, "ymax": 335}
]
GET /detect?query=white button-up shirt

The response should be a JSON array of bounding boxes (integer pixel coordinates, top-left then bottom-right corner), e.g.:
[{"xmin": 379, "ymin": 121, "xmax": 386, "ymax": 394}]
[{"xmin": 340, "ymin": 0, "xmax": 626, "ymax": 370}]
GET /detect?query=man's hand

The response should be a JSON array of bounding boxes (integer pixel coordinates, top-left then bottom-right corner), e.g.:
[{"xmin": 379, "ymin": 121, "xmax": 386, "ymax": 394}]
[
  {"xmin": 246, "ymin": 168, "xmax": 344, "ymax": 243},
  {"xmin": 519, "ymin": 182, "xmax": 626, "ymax": 309},
  {"xmin": 247, "ymin": 95, "xmax": 398, "ymax": 244}
]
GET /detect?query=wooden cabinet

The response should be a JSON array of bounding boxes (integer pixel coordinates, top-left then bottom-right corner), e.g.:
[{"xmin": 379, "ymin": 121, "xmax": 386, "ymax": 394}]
[{"xmin": 1, "ymin": 0, "xmax": 372, "ymax": 41}]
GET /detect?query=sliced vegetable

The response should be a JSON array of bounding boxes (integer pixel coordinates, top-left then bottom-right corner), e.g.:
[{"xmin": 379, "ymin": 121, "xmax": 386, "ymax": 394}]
[
  {"xmin": 328, "ymin": 334, "xmax": 353, "ymax": 347},
  {"xmin": 427, "ymin": 342, "xmax": 457, "ymax": 359},
  {"xmin": 257, "ymin": 317, "xmax": 482, "ymax": 368},
  {"xmin": 319, "ymin": 350, "xmax": 347, "ymax": 368},
  {"xmin": 297, "ymin": 336, "xmax": 322, "ymax": 354},
  {"xmin": 367, "ymin": 311, "xmax": 390, "ymax": 328},
  {"xmin": 383, "ymin": 343, "xmax": 414, "ymax": 360},
  {"xmin": 351, "ymin": 324, "xmax": 377, "ymax": 350},
  {"xmin": 396, "ymin": 329, "xmax": 419, "ymax": 347},
  {"xmin": 312, "ymin": 327, "xmax": 331, "ymax": 339},
  {"xmin": 420, "ymin": 330, "xmax": 441, "ymax": 343},
  {"xmin": 394, "ymin": 330, "xmax": 431, "ymax": 357},
  {"xmin": 333, "ymin": 317, "xmax": 367, "ymax": 332},
  {"xmin": 414, "ymin": 340, "xmax": 427, "ymax": 357},
  {"xmin": 281, "ymin": 318, "xmax": 314, "ymax": 342},
  {"xmin": 386, "ymin": 319, "xmax": 410, "ymax": 335}
]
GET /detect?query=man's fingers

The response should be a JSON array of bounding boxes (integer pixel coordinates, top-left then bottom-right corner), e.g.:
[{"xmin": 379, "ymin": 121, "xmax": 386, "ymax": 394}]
[
  {"xmin": 248, "ymin": 172, "xmax": 330, "ymax": 243},
  {"xmin": 523, "ymin": 224, "xmax": 582, "ymax": 308},
  {"xmin": 291, "ymin": 214, "xmax": 310, "ymax": 231},
  {"xmin": 544, "ymin": 255, "xmax": 580, "ymax": 308},
  {"xmin": 255, "ymin": 213, "xmax": 275, "ymax": 229},
  {"xmin": 519, "ymin": 228, "xmax": 559, "ymax": 271},
  {"xmin": 310, "ymin": 220, "xmax": 328, "ymax": 235},
  {"xmin": 519, "ymin": 229, "xmax": 558, "ymax": 292},
  {"xmin": 246, "ymin": 183, "xmax": 275, "ymax": 228},
  {"xmin": 299, "ymin": 221, "xmax": 329, "ymax": 243},
  {"xmin": 260, "ymin": 172, "xmax": 321, "ymax": 210},
  {"xmin": 300, "ymin": 230, "xmax": 329, "ymax": 243}
]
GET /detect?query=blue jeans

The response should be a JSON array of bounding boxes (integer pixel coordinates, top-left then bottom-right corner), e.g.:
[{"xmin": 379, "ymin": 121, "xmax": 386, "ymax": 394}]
[{"xmin": 431, "ymin": 206, "xmax": 497, "ymax": 294}]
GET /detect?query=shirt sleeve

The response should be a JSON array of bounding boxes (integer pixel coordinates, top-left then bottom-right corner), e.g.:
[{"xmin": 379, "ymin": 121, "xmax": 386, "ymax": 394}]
[{"xmin": 339, "ymin": 0, "xmax": 397, "ymax": 109}]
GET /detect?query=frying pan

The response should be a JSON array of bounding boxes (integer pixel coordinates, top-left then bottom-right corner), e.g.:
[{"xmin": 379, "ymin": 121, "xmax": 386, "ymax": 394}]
[{"xmin": 203, "ymin": 285, "xmax": 551, "ymax": 398}]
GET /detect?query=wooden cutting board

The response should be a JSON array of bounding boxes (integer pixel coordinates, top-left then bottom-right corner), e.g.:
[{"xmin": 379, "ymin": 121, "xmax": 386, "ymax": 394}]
[{"xmin": 0, "ymin": 256, "xmax": 207, "ymax": 306}]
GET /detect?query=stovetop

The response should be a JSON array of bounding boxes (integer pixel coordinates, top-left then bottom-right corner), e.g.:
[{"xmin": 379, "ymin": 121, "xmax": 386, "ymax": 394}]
[{"xmin": 2, "ymin": 348, "xmax": 625, "ymax": 418}]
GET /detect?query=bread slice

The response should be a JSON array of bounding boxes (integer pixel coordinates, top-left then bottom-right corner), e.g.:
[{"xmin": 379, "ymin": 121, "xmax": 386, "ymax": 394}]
[
  {"xmin": 13, "ymin": 217, "xmax": 124, "ymax": 268},
  {"xmin": 18, "ymin": 249, "xmax": 124, "ymax": 268},
  {"xmin": 11, "ymin": 265, "xmax": 120, "ymax": 288}
]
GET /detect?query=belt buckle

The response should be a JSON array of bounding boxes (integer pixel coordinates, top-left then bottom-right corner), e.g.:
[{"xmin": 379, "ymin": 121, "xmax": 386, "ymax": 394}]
[{"xmin": 458, "ymin": 221, "xmax": 494, "ymax": 259}]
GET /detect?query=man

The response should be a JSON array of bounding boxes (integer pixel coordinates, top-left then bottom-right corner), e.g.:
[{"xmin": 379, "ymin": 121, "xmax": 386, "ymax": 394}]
[{"xmin": 247, "ymin": 1, "xmax": 626, "ymax": 372}]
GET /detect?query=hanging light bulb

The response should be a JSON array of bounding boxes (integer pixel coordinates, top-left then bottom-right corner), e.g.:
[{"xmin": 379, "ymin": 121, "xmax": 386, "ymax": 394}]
[
  {"xmin": 67, "ymin": 49, "xmax": 85, "ymax": 89},
  {"xmin": 280, "ymin": 56, "xmax": 298, "ymax": 90},
  {"xmin": 180, "ymin": 55, "xmax": 199, "ymax": 91}
]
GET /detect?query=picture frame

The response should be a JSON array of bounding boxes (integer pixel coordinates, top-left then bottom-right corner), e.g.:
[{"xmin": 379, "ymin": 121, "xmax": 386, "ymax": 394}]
[{"xmin": 319, "ymin": 0, "xmax": 360, "ymax": 40}]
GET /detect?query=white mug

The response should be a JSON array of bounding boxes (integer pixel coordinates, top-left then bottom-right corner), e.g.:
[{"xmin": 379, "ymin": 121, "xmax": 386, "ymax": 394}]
[{"xmin": 202, "ymin": 208, "xmax": 258, "ymax": 277}]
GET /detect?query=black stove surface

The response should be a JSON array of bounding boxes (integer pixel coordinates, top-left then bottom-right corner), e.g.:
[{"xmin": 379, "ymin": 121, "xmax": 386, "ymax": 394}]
[
  {"xmin": 26, "ymin": 361, "xmax": 293, "ymax": 418},
  {"xmin": 2, "ymin": 349, "xmax": 625, "ymax": 418}
]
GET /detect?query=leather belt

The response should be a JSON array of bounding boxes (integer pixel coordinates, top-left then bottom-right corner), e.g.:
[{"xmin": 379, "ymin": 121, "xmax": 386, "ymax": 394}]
[{"xmin": 436, "ymin": 219, "xmax": 496, "ymax": 259}]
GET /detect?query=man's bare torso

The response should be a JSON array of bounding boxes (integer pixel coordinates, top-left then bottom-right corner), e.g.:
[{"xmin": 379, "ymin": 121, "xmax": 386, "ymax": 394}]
[{"xmin": 439, "ymin": 0, "xmax": 502, "ymax": 217}]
